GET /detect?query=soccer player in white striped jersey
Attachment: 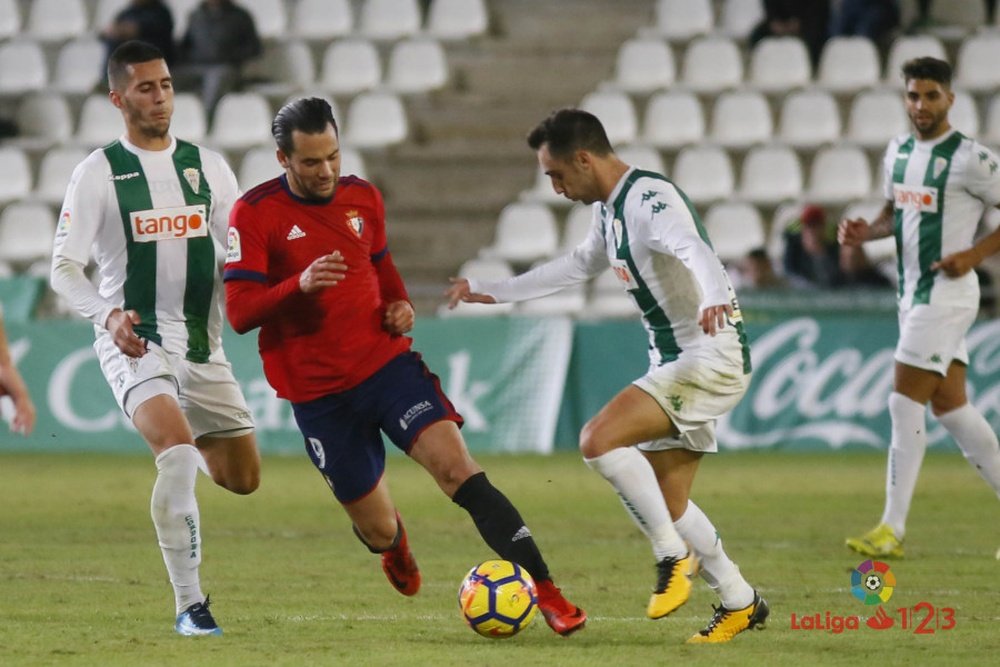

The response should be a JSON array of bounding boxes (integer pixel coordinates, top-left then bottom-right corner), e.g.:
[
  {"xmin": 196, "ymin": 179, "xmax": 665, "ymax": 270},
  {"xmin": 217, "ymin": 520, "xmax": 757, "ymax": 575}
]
[
  {"xmin": 840, "ymin": 57, "xmax": 1000, "ymax": 559},
  {"xmin": 50, "ymin": 41, "xmax": 260, "ymax": 636},
  {"xmin": 446, "ymin": 108, "xmax": 768, "ymax": 644}
]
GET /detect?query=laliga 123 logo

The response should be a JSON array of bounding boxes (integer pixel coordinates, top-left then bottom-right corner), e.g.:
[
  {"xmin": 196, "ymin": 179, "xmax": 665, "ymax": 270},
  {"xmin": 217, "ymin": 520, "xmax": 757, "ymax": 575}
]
[{"xmin": 790, "ymin": 560, "xmax": 957, "ymax": 635}]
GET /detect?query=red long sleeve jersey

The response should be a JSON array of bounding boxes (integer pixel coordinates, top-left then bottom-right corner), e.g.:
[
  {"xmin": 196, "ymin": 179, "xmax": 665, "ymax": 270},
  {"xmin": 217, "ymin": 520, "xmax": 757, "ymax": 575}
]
[{"xmin": 224, "ymin": 175, "xmax": 410, "ymax": 402}]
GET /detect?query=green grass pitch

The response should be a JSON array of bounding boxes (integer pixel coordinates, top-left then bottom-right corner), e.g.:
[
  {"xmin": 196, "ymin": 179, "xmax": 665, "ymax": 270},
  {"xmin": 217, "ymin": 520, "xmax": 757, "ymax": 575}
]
[{"xmin": 1, "ymin": 450, "xmax": 998, "ymax": 666}]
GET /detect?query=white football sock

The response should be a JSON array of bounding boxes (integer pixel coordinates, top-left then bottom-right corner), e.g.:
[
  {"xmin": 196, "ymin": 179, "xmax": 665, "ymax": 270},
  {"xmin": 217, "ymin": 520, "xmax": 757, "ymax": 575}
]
[
  {"xmin": 880, "ymin": 392, "xmax": 927, "ymax": 539},
  {"xmin": 937, "ymin": 403, "xmax": 1000, "ymax": 497},
  {"xmin": 150, "ymin": 444, "xmax": 205, "ymax": 614},
  {"xmin": 674, "ymin": 500, "xmax": 754, "ymax": 609},
  {"xmin": 584, "ymin": 447, "xmax": 687, "ymax": 560}
]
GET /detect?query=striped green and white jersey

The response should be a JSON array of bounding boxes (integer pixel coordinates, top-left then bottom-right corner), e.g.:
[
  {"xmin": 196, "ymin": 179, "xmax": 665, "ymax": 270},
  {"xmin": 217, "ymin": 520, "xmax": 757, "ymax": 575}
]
[
  {"xmin": 881, "ymin": 130, "xmax": 1000, "ymax": 310},
  {"xmin": 53, "ymin": 135, "xmax": 239, "ymax": 363},
  {"xmin": 471, "ymin": 168, "xmax": 751, "ymax": 371}
]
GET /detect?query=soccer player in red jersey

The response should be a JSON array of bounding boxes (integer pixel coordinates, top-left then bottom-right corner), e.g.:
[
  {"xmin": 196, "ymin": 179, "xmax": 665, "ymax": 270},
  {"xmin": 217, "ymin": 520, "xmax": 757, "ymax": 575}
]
[{"xmin": 224, "ymin": 97, "xmax": 586, "ymax": 636}]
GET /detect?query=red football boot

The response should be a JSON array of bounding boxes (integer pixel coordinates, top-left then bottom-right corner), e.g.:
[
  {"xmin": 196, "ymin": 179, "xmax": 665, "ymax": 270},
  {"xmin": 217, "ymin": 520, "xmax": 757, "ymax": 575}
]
[
  {"xmin": 380, "ymin": 513, "xmax": 421, "ymax": 596},
  {"xmin": 535, "ymin": 578, "xmax": 587, "ymax": 636}
]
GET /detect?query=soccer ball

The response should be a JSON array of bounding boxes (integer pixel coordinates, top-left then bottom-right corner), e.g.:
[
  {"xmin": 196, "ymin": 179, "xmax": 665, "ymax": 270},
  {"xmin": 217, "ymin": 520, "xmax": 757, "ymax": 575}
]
[{"xmin": 458, "ymin": 559, "xmax": 538, "ymax": 638}]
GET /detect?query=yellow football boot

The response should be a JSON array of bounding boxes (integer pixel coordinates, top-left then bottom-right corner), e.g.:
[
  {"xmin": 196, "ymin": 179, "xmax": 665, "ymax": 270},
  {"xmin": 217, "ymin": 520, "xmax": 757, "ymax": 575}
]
[
  {"xmin": 646, "ymin": 553, "xmax": 695, "ymax": 619},
  {"xmin": 845, "ymin": 523, "xmax": 904, "ymax": 559},
  {"xmin": 687, "ymin": 591, "xmax": 769, "ymax": 644}
]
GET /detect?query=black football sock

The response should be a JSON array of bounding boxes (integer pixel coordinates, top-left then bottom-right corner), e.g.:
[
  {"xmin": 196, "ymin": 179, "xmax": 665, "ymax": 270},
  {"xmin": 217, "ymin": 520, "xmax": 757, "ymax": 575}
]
[{"xmin": 452, "ymin": 472, "xmax": 551, "ymax": 582}]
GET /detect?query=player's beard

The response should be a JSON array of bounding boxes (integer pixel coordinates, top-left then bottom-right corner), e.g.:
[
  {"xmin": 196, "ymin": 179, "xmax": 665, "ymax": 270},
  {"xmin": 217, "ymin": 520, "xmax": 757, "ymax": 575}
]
[
  {"xmin": 910, "ymin": 108, "xmax": 948, "ymax": 140},
  {"xmin": 125, "ymin": 100, "xmax": 171, "ymax": 142}
]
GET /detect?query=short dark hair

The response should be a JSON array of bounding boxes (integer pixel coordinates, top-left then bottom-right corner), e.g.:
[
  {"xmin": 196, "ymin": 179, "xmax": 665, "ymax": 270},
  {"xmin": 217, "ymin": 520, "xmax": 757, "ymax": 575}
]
[
  {"xmin": 107, "ymin": 40, "xmax": 166, "ymax": 90},
  {"xmin": 901, "ymin": 57, "xmax": 952, "ymax": 87},
  {"xmin": 526, "ymin": 108, "xmax": 614, "ymax": 160},
  {"xmin": 272, "ymin": 97, "xmax": 339, "ymax": 155}
]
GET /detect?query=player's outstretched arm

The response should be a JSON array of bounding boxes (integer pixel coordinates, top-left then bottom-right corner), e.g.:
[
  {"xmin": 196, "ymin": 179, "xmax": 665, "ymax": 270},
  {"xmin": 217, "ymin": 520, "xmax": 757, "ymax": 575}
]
[{"xmin": 445, "ymin": 278, "xmax": 497, "ymax": 309}]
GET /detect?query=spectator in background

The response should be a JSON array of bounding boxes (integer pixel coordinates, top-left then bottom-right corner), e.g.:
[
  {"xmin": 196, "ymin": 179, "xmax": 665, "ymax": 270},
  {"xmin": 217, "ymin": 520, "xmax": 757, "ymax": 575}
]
[
  {"xmin": 749, "ymin": 0, "xmax": 830, "ymax": 67},
  {"xmin": 737, "ymin": 247, "xmax": 787, "ymax": 290},
  {"xmin": 0, "ymin": 305, "xmax": 35, "ymax": 436},
  {"xmin": 829, "ymin": 0, "xmax": 901, "ymax": 47},
  {"xmin": 100, "ymin": 0, "xmax": 175, "ymax": 68},
  {"xmin": 782, "ymin": 204, "xmax": 843, "ymax": 288},
  {"xmin": 173, "ymin": 0, "xmax": 262, "ymax": 117}
]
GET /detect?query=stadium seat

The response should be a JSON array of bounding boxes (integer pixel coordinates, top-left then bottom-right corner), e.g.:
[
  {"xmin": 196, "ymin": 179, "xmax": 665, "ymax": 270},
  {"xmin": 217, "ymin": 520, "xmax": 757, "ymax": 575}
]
[
  {"xmin": 517, "ymin": 284, "xmax": 586, "ymax": 316},
  {"xmin": 650, "ymin": 0, "xmax": 713, "ymax": 41},
  {"xmin": 359, "ymin": 0, "xmax": 421, "ymax": 40},
  {"xmin": 76, "ymin": 94, "xmax": 122, "ymax": 147},
  {"xmin": 291, "ymin": 0, "xmax": 352, "ymax": 40},
  {"xmin": 0, "ymin": 147, "xmax": 32, "ymax": 204},
  {"xmin": 93, "ymin": 0, "xmax": 130, "ymax": 31},
  {"xmin": 738, "ymin": 145, "xmax": 803, "ymax": 206},
  {"xmin": 14, "ymin": 92, "xmax": 74, "ymax": 149},
  {"xmin": 0, "ymin": 40, "xmax": 48, "ymax": 95},
  {"xmin": 671, "ymin": 146, "xmax": 735, "ymax": 205},
  {"xmin": 26, "ymin": 0, "xmax": 87, "ymax": 41},
  {"xmin": 35, "ymin": 147, "xmax": 88, "ymax": 205},
  {"xmin": 426, "ymin": 0, "xmax": 488, "ymax": 40},
  {"xmin": 560, "ymin": 204, "xmax": 595, "ymax": 253},
  {"xmin": 617, "ymin": 145, "xmax": 666, "ymax": 174},
  {"xmin": 588, "ymin": 269, "xmax": 637, "ymax": 318},
  {"xmin": 642, "ymin": 90, "xmax": 705, "ymax": 149},
  {"xmin": 240, "ymin": 0, "xmax": 287, "ymax": 40},
  {"xmin": 520, "ymin": 165, "xmax": 573, "ymax": 207},
  {"xmin": 208, "ymin": 92, "xmax": 273, "ymax": 150},
  {"xmin": 0, "ymin": 202, "xmax": 56, "ymax": 265},
  {"xmin": 166, "ymin": 0, "xmax": 200, "ymax": 40},
  {"xmin": 806, "ymin": 146, "xmax": 873, "ymax": 205},
  {"xmin": 951, "ymin": 90, "xmax": 980, "ymax": 137},
  {"xmin": 245, "ymin": 39, "xmax": 316, "ymax": 98},
  {"xmin": 776, "ymin": 89, "xmax": 841, "ymax": 148},
  {"xmin": 319, "ymin": 39, "xmax": 381, "ymax": 95},
  {"xmin": 718, "ymin": 0, "xmax": 764, "ymax": 39},
  {"xmin": 580, "ymin": 91, "xmax": 637, "ymax": 146},
  {"xmin": 702, "ymin": 202, "xmax": 766, "ymax": 264},
  {"xmin": 52, "ymin": 37, "xmax": 106, "ymax": 95},
  {"xmin": 883, "ymin": 35, "xmax": 947, "ymax": 88},
  {"xmin": 984, "ymin": 97, "xmax": 1000, "ymax": 147},
  {"xmin": 709, "ymin": 90, "xmax": 773, "ymax": 149},
  {"xmin": 928, "ymin": 0, "xmax": 984, "ymax": 39},
  {"xmin": 171, "ymin": 92, "xmax": 208, "ymax": 143},
  {"xmin": 610, "ymin": 38, "xmax": 675, "ymax": 93},
  {"xmin": 816, "ymin": 36, "xmax": 880, "ymax": 94},
  {"xmin": 343, "ymin": 92, "xmax": 408, "ymax": 149},
  {"xmin": 766, "ymin": 201, "xmax": 801, "ymax": 261},
  {"xmin": 680, "ymin": 35, "xmax": 743, "ymax": 93},
  {"xmin": 955, "ymin": 35, "xmax": 1000, "ymax": 92},
  {"xmin": 386, "ymin": 38, "xmax": 449, "ymax": 94},
  {"xmin": 440, "ymin": 257, "xmax": 515, "ymax": 317},
  {"xmin": 846, "ymin": 90, "xmax": 908, "ymax": 149},
  {"xmin": 749, "ymin": 37, "xmax": 812, "ymax": 92},
  {"xmin": 340, "ymin": 147, "xmax": 367, "ymax": 180},
  {"xmin": 237, "ymin": 145, "xmax": 282, "ymax": 191},
  {"xmin": 481, "ymin": 202, "xmax": 559, "ymax": 264},
  {"xmin": 0, "ymin": 0, "xmax": 20, "ymax": 40}
]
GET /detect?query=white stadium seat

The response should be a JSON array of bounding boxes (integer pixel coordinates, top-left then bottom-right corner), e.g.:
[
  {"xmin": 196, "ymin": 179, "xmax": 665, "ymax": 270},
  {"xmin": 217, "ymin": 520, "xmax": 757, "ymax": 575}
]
[
  {"xmin": 208, "ymin": 92, "xmax": 273, "ymax": 150},
  {"xmin": 339, "ymin": 147, "xmax": 367, "ymax": 181},
  {"xmin": 76, "ymin": 94, "xmax": 122, "ymax": 148},
  {"xmin": 560, "ymin": 205, "xmax": 595, "ymax": 253},
  {"xmin": 709, "ymin": 90, "xmax": 773, "ymax": 149},
  {"xmin": 846, "ymin": 90, "xmax": 908, "ymax": 149},
  {"xmin": 643, "ymin": 90, "xmax": 705, "ymax": 149},
  {"xmin": 0, "ymin": 0, "xmax": 21, "ymax": 40},
  {"xmin": 807, "ymin": 146, "xmax": 873, "ymax": 205},
  {"xmin": 35, "ymin": 147, "xmax": 89, "ymax": 205},
  {"xmin": 171, "ymin": 93, "xmax": 208, "ymax": 143},
  {"xmin": 610, "ymin": 38, "xmax": 675, "ymax": 93},
  {"xmin": 344, "ymin": 92, "xmax": 408, "ymax": 149},
  {"xmin": 0, "ymin": 202, "xmax": 56, "ymax": 265},
  {"xmin": 702, "ymin": 202, "xmax": 766, "ymax": 264},
  {"xmin": 776, "ymin": 89, "xmax": 841, "ymax": 148},
  {"xmin": 520, "ymin": 165, "xmax": 573, "ymax": 207},
  {"xmin": 672, "ymin": 146, "xmax": 735, "ymax": 205},
  {"xmin": 52, "ymin": 37, "xmax": 106, "ymax": 95},
  {"xmin": 680, "ymin": 36, "xmax": 744, "ymax": 93},
  {"xmin": 319, "ymin": 39, "xmax": 381, "ymax": 95},
  {"xmin": 718, "ymin": 0, "xmax": 764, "ymax": 39},
  {"xmin": 951, "ymin": 90, "xmax": 980, "ymax": 137},
  {"xmin": 738, "ymin": 145, "xmax": 803, "ymax": 206},
  {"xmin": 0, "ymin": 40, "xmax": 48, "ymax": 95},
  {"xmin": 14, "ymin": 92, "xmax": 74, "ymax": 149},
  {"xmin": 93, "ymin": 0, "xmax": 130, "ymax": 31},
  {"xmin": 617, "ymin": 145, "xmax": 666, "ymax": 175},
  {"xmin": 883, "ymin": 35, "xmax": 947, "ymax": 88},
  {"xmin": 426, "ymin": 0, "xmax": 488, "ymax": 40},
  {"xmin": 440, "ymin": 258, "xmax": 515, "ymax": 317},
  {"xmin": 246, "ymin": 39, "xmax": 316, "ymax": 97},
  {"xmin": 26, "ymin": 0, "xmax": 87, "ymax": 41},
  {"xmin": 386, "ymin": 38, "xmax": 449, "ymax": 94},
  {"xmin": 291, "ymin": 0, "xmax": 352, "ymax": 40},
  {"xmin": 817, "ymin": 36, "xmax": 880, "ymax": 94},
  {"xmin": 0, "ymin": 147, "xmax": 32, "ymax": 204},
  {"xmin": 749, "ymin": 37, "xmax": 811, "ymax": 92},
  {"xmin": 481, "ymin": 202, "xmax": 559, "ymax": 264},
  {"xmin": 580, "ymin": 91, "xmax": 638, "ymax": 146},
  {"xmin": 359, "ymin": 0, "xmax": 421, "ymax": 40},
  {"xmin": 241, "ymin": 0, "xmax": 287, "ymax": 39},
  {"xmin": 955, "ymin": 35, "xmax": 1000, "ymax": 92},
  {"xmin": 652, "ymin": 0, "xmax": 713, "ymax": 41},
  {"xmin": 238, "ymin": 145, "xmax": 282, "ymax": 191}
]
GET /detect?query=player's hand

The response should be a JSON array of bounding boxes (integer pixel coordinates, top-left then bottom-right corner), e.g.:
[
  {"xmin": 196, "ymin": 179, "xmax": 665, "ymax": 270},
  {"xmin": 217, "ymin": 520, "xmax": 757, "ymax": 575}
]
[
  {"xmin": 837, "ymin": 218, "xmax": 870, "ymax": 247},
  {"xmin": 0, "ymin": 366, "xmax": 36, "ymax": 435},
  {"xmin": 383, "ymin": 300, "xmax": 414, "ymax": 335},
  {"xmin": 106, "ymin": 308, "xmax": 147, "ymax": 358},
  {"xmin": 445, "ymin": 278, "xmax": 497, "ymax": 309},
  {"xmin": 300, "ymin": 251, "xmax": 347, "ymax": 293},
  {"xmin": 699, "ymin": 303, "xmax": 732, "ymax": 336},
  {"xmin": 932, "ymin": 248, "xmax": 980, "ymax": 277}
]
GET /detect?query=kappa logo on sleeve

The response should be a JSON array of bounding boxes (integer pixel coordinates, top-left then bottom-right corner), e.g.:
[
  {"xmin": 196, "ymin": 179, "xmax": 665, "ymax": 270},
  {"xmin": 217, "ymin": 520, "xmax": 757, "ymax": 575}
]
[{"xmin": 130, "ymin": 205, "xmax": 208, "ymax": 242}]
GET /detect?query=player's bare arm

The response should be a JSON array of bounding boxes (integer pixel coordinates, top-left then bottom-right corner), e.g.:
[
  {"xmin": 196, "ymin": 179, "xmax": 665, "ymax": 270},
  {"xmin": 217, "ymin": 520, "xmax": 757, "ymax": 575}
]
[
  {"xmin": 838, "ymin": 201, "xmax": 894, "ymax": 246},
  {"xmin": 106, "ymin": 308, "xmax": 147, "ymax": 358},
  {"xmin": 699, "ymin": 303, "xmax": 734, "ymax": 336},
  {"xmin": 932, "ymin": 218, "xmax": 1000, "ymax": 277},
  {"xmin": 0, "ymin": 317, "xmax": 36, "ymax": 435},
  {"xmin": 299, "ymin": 251, "xmax": 347, "ymax": 293},
  {"xmin": 383, "ymin": 300, "xmax": 414, "ymax": 335},
  {"xmin": 445, "ymin": 277, "xmax": 497, "ymax": 309}
]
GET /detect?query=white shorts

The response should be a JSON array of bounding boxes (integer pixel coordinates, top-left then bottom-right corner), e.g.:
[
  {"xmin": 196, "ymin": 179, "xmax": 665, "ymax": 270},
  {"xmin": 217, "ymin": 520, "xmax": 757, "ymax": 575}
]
[
  {"xmin": 633, "ymin": 346, "xmax": 750, "ymax": 453},
  {"xmin": 895, "ymin": 304, "xmax": 976, "ymax": 376},
  {"xmin": 94, "ymin": 333, "xmax": 254, "ymax": 439}
]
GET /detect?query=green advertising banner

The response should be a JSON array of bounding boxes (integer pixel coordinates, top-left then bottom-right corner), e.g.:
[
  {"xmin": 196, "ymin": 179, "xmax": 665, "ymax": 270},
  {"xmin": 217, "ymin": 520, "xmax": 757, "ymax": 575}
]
[{"xmin": 0, "ymin": 317, "xmax": 572, "ymax": 455}]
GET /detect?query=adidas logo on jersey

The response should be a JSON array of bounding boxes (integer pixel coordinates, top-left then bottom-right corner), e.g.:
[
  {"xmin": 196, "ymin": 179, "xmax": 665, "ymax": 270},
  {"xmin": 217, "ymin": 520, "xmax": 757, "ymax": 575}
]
[{"xmin": 286, "ymin": 225, "xmax": 306, "ymax": 240}]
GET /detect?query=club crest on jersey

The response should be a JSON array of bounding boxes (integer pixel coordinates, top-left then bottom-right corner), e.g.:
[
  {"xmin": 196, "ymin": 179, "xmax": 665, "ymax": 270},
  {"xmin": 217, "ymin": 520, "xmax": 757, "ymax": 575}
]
[
  {"xmin": 932, "ymin": 157, "xmax": 948, "ymax": 180},
  {"xmin": 345, "ymin": 210, "xmax": 364, "ymax": 238},
  {"xmin": 131, "ymin": 204, "xmax": 208, "ymax": 242},
  {"xmin": 182, "ymin": 167, "xmax": 201, "ymax": 194}
]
